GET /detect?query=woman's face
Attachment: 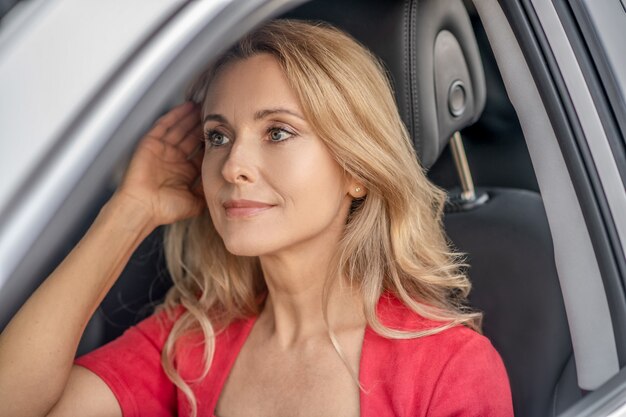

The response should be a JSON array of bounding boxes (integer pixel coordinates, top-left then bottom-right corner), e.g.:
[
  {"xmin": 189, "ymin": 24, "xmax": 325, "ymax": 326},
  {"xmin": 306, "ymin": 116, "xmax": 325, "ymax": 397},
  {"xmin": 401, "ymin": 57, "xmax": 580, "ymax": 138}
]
[{"xmin": 201, "ymin": 54, "xmax": 354, "ymax": 257}]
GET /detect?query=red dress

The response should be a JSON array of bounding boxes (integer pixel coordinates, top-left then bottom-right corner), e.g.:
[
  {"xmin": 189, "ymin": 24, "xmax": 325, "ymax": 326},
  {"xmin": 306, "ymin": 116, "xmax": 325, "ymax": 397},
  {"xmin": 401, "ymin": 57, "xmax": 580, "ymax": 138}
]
[{"xmin": 75, "ymin": 294, "xmax": 513, "ymax": 416}]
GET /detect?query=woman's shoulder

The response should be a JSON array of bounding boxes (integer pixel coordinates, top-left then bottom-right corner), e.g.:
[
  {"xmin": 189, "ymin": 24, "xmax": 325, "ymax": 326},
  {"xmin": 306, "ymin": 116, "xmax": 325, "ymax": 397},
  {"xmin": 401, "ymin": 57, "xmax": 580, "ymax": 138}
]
[
  {"xmin": 369, "ymin": 292, "xmax": 497, "ymax": 358},
  {"xmin": 361, "ymin": 293, "xmax": 513, "ymax": 416}
]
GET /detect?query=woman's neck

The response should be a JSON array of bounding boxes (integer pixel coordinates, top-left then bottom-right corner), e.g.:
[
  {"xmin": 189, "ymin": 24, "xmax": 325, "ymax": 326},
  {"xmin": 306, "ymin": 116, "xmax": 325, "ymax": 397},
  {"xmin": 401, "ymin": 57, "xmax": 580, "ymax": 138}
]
[{"xmin": 257, "ymin": 252, "xmax": 365, "ymax": 348}]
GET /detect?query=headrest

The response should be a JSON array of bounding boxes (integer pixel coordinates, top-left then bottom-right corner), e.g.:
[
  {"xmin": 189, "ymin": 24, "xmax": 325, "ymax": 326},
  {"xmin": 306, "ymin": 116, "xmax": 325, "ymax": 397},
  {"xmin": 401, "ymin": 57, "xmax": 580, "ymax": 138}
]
[{"xmin": 287, "ymin": 0, "xmax": 486, "ymax": 170}]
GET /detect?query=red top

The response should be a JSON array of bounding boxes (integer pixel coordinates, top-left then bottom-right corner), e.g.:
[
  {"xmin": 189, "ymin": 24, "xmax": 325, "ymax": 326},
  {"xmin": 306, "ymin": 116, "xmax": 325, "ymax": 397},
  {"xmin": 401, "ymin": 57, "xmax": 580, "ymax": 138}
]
[{"xmin": 75, "ymin": 294, "xmax": 513, "ymax": 416}]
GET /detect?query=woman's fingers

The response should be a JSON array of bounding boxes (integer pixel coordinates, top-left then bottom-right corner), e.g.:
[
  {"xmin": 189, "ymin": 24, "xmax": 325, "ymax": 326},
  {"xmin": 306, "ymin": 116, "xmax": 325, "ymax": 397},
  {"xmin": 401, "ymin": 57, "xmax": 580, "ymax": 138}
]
[
  {"xmin": 149, "ymin": 102, "xmax": 197, "ymax": 140},
  {"xmin": 163, "ymin": 108, "xmax": 202, "ymax": 145},
  {"xmin": 185, "ymin": 141, "xmax": 203, "ymax": 161},
  {"xmin": 176, "ymin": 123, "xmax": 204, "ymax": 170},
  {"xmin": 190, "ymin": 175, "xmax": 205, "ymax": 200},
  {"xmin": 145, "ymin": 103, "xmax": 206, "ymax": 184},
  {"xmin": 186, "ymin": 143, "xmax": 204, "ymax": 172},
  {"xmin": 176, "ymin": 122, "xmax": 202, "ymax": 153},
  {"xmin": 155, "ymin": 103, "xmax": 204, "ymax": 167},
  {"xmin": 141, "ymin": 103, "xmax": 205, "ymax": 168}
]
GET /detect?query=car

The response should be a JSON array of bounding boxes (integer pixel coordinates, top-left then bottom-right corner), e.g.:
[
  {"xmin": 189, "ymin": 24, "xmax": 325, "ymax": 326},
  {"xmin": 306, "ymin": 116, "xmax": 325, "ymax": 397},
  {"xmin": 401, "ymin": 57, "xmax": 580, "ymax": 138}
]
[{"xmin": 0, "ymin": 0, "xmax": 625, "ymax": 416}]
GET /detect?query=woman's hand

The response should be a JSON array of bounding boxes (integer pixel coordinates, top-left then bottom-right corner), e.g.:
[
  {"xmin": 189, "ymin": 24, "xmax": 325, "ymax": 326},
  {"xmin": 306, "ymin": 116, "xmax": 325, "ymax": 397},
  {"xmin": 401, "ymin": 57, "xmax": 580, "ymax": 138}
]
[
  {"xmin": 113, "ymin": 102, "xmax": 206, "ymax": 228},
  {"xmin": 0, "ymin": 102, "xmax": 207, "ymax": 417}
]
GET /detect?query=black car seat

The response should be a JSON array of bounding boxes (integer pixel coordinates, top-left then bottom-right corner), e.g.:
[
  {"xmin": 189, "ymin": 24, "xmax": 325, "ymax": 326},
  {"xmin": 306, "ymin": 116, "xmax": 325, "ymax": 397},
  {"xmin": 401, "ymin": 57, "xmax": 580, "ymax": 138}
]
[{"xmin": 286, "ymin": 0, "xmax": 582, "ymax": 415}]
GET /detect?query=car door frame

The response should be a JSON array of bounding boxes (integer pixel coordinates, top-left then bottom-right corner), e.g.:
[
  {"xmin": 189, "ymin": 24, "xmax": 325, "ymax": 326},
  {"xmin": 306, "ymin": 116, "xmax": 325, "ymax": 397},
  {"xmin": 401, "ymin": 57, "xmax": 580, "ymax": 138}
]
[{"xmin": 475, "ymin": 0, "xmax": 626, "ymax": 413}]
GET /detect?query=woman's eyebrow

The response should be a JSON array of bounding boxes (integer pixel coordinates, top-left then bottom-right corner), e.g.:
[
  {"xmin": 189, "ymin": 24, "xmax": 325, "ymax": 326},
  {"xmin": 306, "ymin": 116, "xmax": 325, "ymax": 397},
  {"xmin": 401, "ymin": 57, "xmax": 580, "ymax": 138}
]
[
  {"xmin": 254, "ymin": 108, "xmax": 305, "ymax": 121},
  {"xmin": 202, "ymin": 108, "xmax": 305, "ymax": 124},
  {"xmin": 203, "ymin": 114, "xmax": 228, "ymax": 124}
]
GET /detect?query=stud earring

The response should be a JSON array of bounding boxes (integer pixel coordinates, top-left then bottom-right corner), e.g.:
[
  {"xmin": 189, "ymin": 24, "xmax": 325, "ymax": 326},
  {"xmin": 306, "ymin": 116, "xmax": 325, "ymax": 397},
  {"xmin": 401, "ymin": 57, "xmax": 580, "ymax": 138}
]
[{"xmin": 355, "ymin": 187, "xmax": 362, "ymax": 193}]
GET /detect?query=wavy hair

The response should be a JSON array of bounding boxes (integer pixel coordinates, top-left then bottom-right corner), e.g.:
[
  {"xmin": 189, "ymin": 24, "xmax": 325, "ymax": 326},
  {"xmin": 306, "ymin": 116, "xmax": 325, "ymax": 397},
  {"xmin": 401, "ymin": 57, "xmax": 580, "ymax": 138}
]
[{"xmin": 156, "ymin": 19, "xmax": 481, "ymax": 416}]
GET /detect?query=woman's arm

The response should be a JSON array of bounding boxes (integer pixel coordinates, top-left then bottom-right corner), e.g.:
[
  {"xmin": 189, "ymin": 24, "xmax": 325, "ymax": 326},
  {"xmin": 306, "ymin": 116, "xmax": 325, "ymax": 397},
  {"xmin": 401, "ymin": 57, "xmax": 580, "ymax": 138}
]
[
  {"xmin": 0, "ymin": 195, "xmax": 153, "ymax": 417},
  {"xmin": 0, "ymin": 102, "xmax": 204, "ymax": 417}
]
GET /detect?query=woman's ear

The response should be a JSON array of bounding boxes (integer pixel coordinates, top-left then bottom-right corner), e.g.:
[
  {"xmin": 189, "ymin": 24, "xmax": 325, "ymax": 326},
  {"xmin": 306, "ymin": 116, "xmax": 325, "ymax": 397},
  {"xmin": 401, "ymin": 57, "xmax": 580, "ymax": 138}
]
[{"xmin": 348, "ymin": 182, "xmax": 367, "ymax": 198}]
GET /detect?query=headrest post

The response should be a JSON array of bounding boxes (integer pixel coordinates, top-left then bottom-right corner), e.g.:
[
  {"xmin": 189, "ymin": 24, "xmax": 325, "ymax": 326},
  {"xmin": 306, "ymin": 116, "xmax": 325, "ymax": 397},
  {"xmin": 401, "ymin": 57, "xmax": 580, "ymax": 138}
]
[{"xmin": 450, "ymin": 131, "xmax": 476, "ymax": 202}]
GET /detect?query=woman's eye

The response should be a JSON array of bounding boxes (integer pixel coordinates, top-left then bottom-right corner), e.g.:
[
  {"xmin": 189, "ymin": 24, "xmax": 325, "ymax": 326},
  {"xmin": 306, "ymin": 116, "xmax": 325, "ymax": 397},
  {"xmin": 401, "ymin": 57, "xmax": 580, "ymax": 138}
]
[
  {"xmin": 205, "ymin": 130, "xmax": 230, "ymax": 147},
  {"xmin": 268, "ymin": 127, "xmax": 294, "ymax": 142}
]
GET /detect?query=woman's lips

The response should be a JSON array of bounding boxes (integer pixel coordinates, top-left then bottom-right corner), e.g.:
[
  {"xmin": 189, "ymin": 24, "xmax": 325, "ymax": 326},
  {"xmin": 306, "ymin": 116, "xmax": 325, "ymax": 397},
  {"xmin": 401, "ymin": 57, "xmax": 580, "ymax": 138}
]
[{"xmin": 223, "ymin": 199, "xmax": 275, "ymax": 218}]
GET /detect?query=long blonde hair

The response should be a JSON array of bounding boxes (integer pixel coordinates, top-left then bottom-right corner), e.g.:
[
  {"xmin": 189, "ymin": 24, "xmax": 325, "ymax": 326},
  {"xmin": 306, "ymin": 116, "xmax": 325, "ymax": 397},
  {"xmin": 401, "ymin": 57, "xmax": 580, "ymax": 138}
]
[{"xmin": 157, "ymin": 19, "xmax": 481, "ymax": 416}]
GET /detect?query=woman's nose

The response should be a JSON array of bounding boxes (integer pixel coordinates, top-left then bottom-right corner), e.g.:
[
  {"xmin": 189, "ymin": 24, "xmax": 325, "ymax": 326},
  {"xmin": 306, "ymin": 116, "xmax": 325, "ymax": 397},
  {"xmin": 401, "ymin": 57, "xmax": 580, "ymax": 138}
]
[{"xmin": 220, "ymin": 139, "xmax": 257, "ymax": 184}]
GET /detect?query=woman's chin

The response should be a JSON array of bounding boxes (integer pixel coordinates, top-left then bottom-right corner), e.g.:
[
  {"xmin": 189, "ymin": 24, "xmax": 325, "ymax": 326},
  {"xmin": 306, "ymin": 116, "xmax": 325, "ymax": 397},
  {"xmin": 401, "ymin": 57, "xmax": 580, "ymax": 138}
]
[{"xmin": 222, "ymin": 239, "xmax": 271, "ymax": 257}]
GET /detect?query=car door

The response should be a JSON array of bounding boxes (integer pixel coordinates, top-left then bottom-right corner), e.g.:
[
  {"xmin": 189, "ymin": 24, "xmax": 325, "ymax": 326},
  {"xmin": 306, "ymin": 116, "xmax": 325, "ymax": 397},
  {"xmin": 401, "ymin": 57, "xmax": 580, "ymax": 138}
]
[{"xmin": 474, "ymin": 0, "xmax": 626, "ymax": 415}]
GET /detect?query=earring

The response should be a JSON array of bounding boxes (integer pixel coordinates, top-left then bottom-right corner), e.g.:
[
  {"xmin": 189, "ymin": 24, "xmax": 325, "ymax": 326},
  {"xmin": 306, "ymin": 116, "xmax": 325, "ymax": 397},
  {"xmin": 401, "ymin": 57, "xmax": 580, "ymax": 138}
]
[{"xmin": 355, "ymin": 187, "xmax": 362, "ymax": 193}]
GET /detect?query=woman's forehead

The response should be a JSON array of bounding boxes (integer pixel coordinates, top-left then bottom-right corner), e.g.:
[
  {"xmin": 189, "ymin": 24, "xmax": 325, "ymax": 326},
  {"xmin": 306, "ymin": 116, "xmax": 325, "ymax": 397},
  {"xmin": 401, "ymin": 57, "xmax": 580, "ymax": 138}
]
[{"xmin": 202, "ymin": 54, "xmax": 304, "ymax": 120}]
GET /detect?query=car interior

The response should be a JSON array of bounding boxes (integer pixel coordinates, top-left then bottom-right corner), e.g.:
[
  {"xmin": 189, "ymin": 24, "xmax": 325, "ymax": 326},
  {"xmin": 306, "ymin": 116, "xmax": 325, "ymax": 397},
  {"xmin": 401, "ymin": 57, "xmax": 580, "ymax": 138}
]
[{"xmin": 2, "ymin": 0, "xmax": 590, "ymax": 416}]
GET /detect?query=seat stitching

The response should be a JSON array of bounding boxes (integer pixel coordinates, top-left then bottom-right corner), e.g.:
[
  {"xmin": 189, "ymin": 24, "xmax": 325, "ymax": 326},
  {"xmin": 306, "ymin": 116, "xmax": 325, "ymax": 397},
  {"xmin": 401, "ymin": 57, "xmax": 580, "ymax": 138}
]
[
  {"xmin": 409, "ymin": 0, "xmax": 420, "ymax": 160},
  {"xmin": 403, "ymin": 0, "xmax": 412, "ymax": 143}
]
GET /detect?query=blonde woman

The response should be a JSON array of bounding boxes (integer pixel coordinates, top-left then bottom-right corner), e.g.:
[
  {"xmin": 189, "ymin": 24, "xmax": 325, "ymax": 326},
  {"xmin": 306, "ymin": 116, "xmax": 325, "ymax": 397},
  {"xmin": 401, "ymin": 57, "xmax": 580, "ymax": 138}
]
[{"xmin": 0, "ymin": 20, "xmax": 513, "ymax": 417}]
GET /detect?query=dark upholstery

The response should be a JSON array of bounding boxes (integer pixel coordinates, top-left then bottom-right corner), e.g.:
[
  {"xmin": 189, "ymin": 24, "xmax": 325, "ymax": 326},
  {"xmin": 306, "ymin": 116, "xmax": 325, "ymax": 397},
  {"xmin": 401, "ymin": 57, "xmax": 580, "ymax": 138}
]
[{"xmin": 444, "ymin": 188, "xmax": 580, "ymax": 416}]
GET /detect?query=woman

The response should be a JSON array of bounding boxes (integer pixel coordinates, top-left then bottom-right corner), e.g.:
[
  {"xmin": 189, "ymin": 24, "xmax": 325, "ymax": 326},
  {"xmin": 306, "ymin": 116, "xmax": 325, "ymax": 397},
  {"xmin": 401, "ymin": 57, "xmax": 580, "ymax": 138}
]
[{"xmin": 0, "ymin": 20, "xmax": 512, "ymax": 416}]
